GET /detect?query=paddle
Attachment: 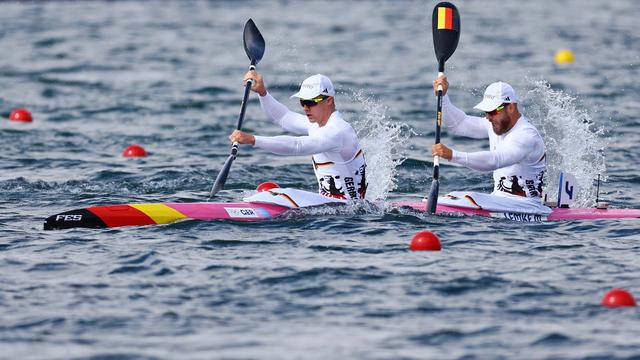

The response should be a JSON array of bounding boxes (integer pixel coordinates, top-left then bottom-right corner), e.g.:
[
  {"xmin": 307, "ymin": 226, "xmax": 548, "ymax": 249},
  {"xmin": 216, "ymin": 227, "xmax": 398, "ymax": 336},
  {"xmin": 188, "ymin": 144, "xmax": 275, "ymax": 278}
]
[
  {"xmin": 209, "ymin": 19, "xmax": 265, "ymax": 199},
  {"xmin": 426, "ymin": 2, "xmax": 461, "ymax": 213}
]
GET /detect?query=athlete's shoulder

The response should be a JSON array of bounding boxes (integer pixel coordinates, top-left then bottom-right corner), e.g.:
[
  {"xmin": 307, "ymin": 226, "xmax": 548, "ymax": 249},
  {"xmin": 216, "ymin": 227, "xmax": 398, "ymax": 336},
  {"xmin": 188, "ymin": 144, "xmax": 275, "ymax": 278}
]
[
  {"xmin": 324, "ymin": 112, "xmax": 353, "ymax": 130},
  {"xmin": 512, "ymin": 116, "xmax": 541, "ymax": 134}
]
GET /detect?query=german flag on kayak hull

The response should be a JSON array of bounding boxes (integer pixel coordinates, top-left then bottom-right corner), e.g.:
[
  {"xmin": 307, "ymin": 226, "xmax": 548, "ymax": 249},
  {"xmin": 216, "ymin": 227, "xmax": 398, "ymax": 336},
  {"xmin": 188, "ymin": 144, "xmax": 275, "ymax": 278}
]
[
  {"xmin": 43, "ymin": 202, "xmax": 287, "ymax": 230},
  {"xmin": 43, "ymin": 204, "xmax": 187, "ymax": 230}
]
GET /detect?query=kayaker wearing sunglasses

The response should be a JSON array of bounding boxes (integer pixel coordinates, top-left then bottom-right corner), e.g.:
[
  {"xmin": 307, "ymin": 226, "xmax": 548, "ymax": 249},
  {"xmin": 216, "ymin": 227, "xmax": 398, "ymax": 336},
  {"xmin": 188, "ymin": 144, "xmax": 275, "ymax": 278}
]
[
  {"xmin": 430, "ymin": 76, "xmax": 551, "ymax": 215},
  {"xmin": 229, "ymin": 71, "xmax": 367, "ymax": 200}
]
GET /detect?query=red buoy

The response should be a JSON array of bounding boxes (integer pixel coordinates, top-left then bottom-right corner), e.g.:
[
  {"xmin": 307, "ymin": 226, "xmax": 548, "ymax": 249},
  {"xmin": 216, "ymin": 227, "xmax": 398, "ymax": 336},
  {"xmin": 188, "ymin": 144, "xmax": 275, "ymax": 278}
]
[
  {"xmin": 602, "ymin": 288, "xmax": 636, "ymax": 307},
  {"xmin": 9, "ymin": 108, "xmax": 33, "ymax": 122},
  {"xmin": 256, "ymin": 181, "xmax": 280, "ymax": 192},
  {"xmin": 409, "ymin": 231, "xmax": 441, "ymax": 251},
  {"xmin": 122, "ymin": 145, "xmax": 147, "ymax": 157}
]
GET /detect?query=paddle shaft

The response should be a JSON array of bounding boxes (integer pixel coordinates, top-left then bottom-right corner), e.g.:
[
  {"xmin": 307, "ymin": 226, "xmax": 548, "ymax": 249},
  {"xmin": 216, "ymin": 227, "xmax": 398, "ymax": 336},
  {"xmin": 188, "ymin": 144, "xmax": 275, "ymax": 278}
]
[
  {"xmin": 208, "ymin": 64, "xmax": 256, "ymax": 199},
  {"xmin": 433, "ymin": 68, "xmax": 445, "ymax": 179},
  {"xmin": 208, "ymin": 18, "xmax": 265, "ymax": 199},
  {"xmin": 426, "ymin": 68, "xmax": 444, "ymax": 214},
  {"xmin": 427, "ymin": 2, "xmax": 460, "ymax": 214},
  {"xmin": 230, "ymin": 64, "xmax": 256, "ymax": 156}
]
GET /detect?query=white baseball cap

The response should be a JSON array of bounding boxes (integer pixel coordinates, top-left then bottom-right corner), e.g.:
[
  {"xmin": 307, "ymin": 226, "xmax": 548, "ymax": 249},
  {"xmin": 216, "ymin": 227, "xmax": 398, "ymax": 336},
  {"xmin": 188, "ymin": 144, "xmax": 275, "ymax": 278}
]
[
  {"xmin": 473, "ymin": 81, "xmax": 519, "ymax": 112},
  {"xmin": 290, "ymin": 74, "xmax": 336, "ymax": 100}
]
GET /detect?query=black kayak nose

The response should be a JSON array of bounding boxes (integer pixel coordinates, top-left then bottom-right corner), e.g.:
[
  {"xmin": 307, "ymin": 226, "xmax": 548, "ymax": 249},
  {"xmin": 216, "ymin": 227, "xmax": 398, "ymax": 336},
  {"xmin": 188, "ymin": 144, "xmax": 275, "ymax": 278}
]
[{"xmin": 43, "ymin": 209, "xmax": 107, "ymax": 230}]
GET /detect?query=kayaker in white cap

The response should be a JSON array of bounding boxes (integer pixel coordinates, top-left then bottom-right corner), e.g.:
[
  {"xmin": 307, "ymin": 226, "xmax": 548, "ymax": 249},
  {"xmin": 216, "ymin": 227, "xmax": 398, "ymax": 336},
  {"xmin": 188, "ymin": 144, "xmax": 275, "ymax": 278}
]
[
  {"xmin": 229, "ymin": 70, "xmax": 367, "ymax": 200},
  {"xmin": 430, "ymin": 76, "xmax": 551, "ymax": 215}
]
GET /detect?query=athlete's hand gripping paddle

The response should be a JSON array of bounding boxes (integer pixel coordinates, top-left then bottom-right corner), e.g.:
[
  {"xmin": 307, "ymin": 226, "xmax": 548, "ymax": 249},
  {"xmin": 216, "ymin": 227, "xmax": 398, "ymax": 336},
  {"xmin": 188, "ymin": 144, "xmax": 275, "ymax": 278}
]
[
  {"xmin": 426, "ymin": 3, "xmax": 460, "ymax": 213},
  {"xmin": 209, "ymin": 19, "xmax": 265, "ymax": 199}
]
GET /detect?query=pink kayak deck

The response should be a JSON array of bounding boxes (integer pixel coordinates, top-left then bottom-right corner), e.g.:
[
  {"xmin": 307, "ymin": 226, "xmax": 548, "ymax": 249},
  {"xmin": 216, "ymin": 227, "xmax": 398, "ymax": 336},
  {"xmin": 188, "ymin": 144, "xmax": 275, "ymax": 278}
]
[
  {"xmin": 165, "ymin": 201, "xmax": 640, "ymax": 221},
  {"xmin": 392, "ymin": 202, "xmax": 640, "ymax": 221},
  {"xmin": 167, "ymin": 202, "xmax": 289, "ymax": 220}
]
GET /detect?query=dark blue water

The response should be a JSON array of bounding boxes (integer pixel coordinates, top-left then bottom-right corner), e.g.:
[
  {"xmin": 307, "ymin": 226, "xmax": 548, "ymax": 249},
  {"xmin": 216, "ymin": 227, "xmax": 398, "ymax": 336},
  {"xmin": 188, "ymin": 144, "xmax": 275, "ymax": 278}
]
[{"xmin": 2, "ymin": 1, "xmax": 639, "ymax": 359}]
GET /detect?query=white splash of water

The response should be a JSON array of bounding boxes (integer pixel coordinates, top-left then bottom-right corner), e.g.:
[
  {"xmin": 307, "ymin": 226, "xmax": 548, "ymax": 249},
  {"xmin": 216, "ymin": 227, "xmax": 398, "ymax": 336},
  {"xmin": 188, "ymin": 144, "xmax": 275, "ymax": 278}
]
[
  {"xmin": 346, "ymin": 89, "xmax": 411, "ymax": 201},
  {"xmin": 522, "ymin": 79, "xmax": 608, "ymax": 207}
]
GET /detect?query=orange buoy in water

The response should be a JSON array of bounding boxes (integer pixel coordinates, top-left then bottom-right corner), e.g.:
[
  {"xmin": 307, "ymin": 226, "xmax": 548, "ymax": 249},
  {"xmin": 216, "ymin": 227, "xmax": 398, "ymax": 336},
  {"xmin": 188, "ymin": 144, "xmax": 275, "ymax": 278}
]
[
  {"xmin": 409, "ymin": 231, "xmax": 441, "ymax": 251},
  {"xmin": 9, "ymin": 108, "xmax": 33, "ymax": 122},
  {"xmin": 122, "ymin": 145, "xmax": 147, "ymax": 157},
  {"xmin": 602, "ymin": 288, "xmax": 636, "ymax": 307},
  {"xmin": 256, "ymin": 181, "xmax": 280, "ymax": 192}
]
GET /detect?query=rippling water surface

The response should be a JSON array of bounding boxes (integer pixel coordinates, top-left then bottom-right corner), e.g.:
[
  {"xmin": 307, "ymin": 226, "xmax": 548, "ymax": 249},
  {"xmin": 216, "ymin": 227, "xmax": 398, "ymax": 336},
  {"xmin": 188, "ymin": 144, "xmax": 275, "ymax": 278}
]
[{"xmin": 1, "ymin": 1, "xmax": 639, "ymax": 359}]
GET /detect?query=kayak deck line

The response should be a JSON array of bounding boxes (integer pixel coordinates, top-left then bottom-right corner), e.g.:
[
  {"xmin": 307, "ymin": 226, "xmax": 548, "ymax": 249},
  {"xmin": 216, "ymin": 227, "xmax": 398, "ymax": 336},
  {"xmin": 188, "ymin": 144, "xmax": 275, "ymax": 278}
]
[{"xmin": 43, "ymin": 200, "xmax": 640, "ymax": 230}]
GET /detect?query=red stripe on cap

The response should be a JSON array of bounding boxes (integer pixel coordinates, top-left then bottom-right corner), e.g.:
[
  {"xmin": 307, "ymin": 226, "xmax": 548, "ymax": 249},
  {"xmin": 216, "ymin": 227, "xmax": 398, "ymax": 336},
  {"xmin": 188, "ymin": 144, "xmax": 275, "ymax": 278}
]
[{"xmin": 88, "ymin": 205, "xmax": 157, "ymax": 228}]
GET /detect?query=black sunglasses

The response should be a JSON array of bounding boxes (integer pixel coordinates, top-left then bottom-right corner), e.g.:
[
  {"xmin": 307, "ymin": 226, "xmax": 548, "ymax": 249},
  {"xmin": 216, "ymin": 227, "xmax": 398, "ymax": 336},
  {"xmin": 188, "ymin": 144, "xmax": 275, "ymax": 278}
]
[{"xmin": 300, "ymin": 96, "xmax": 327, "ymax": 108}]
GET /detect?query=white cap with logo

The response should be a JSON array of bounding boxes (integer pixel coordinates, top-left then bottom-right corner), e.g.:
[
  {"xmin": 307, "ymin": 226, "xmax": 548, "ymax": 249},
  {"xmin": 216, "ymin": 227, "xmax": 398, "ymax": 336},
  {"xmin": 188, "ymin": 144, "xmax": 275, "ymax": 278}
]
[
  {"xmin": 290, "ymin": 74, "xmax": 336, "ymax": 100},
  {"xmin": 473, "ymin": 81, "xmax": 519, "ymax": 112}
]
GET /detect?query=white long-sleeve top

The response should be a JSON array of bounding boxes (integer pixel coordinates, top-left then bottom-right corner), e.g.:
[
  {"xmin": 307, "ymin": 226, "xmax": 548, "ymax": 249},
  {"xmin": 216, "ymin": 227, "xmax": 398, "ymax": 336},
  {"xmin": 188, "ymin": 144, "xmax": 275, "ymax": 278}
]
[
  {"xmin": 252, "ymin": 93, "xmax": 367, "ymax": 200},
  {"xmin": 442, "ymin": 94, "xmax": 546, "ymax": 199}
]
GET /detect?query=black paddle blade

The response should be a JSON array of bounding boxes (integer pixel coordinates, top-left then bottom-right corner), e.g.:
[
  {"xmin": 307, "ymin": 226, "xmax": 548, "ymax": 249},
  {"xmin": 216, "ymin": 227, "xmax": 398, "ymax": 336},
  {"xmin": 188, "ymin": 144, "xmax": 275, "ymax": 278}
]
[
  {"xmin": 244, "ymin": 19, "xmax": 265, "ymax": 66},
  {"xmin": 432, "ymin": 2, "xmax": 460, "ymax": 71},
  {"xmin": 426, "ymin": 178, "xmax": 440, "ymax": 214},
  {"xmin": 209, "ymin": 153, "xmax": 235, "ymax": 198}
]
